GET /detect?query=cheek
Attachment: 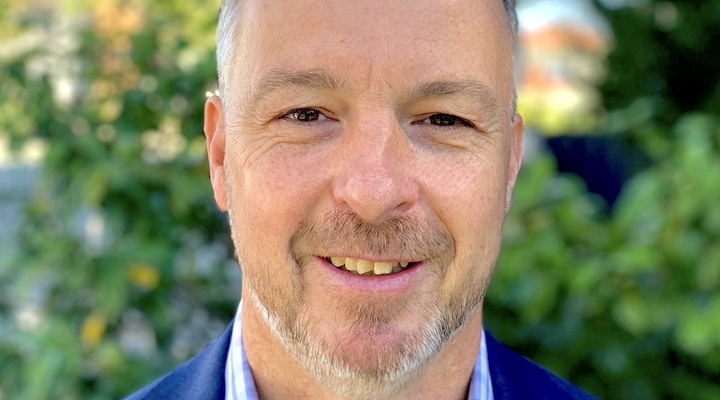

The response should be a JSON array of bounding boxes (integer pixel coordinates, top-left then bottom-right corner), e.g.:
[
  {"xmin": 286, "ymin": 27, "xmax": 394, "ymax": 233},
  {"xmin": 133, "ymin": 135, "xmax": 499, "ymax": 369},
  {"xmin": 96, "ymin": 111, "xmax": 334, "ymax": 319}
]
[
  {"xmin": 228, "ymin": 144, "xmax": 330, "ymax": 251},
  {"xmin": 434, "ymin": 169, "xmax": 507, "ymax": 300},
  {"xmin": 429, "ymin": 156, "xmax": 509, "ymax": 230},
  {"xmin": 426, "ymin": 156, "xmax": 509, "ymax": 266}
]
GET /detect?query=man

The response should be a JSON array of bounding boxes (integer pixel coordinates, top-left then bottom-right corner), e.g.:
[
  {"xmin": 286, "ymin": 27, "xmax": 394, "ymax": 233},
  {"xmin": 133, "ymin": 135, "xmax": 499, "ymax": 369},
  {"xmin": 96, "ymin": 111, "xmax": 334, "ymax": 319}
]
[{"xmin": 128, "ymin": 0, "xmax": 595, "ymax": 399}]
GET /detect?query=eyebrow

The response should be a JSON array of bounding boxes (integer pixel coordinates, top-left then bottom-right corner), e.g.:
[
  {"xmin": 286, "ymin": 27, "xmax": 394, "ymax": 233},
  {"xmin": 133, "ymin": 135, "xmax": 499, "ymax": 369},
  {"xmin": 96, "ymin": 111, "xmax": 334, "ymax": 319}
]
[
  {"xmin": 243, "ymin": 69, "xmax": 503, "ymax": 120},
  {"xmin": 246, "ymin": 69, "xmax": 346, "ymax": 109},
  {"xmin": 406, "ymin": 79, "xmax": 501, "ymax": 118}
]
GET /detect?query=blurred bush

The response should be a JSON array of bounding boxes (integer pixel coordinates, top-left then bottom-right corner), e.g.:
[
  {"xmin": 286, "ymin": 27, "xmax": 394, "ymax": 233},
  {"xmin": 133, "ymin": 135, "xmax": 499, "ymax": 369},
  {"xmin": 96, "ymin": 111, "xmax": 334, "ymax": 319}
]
[
  {"xmin": 488, "ymin": 1, "xmax": 720, "ymax": 399},
  {"xmin": 0, "ymin": 0, "xmax": 718, "ymax": 399},
  {"xmin": 489, "ymin": 113, "xmax": 720, "ymax": 400},
  {"xmin": 0, "ymin": 2, "xmax": 236, "ymax": 398}
]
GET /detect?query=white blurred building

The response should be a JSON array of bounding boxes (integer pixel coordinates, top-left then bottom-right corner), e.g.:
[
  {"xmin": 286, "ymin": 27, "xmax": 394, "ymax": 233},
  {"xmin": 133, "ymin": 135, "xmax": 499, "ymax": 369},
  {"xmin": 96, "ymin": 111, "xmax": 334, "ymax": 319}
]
[{"xmin": 517, "ymin": 0, "xmax": 611, "ymax": 135}]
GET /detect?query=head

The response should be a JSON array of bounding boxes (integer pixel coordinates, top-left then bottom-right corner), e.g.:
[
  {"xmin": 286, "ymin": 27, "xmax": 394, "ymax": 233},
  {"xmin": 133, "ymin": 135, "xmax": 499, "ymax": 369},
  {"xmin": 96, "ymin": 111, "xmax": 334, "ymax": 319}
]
[
  {"xmin": 205, "ymin": 0, "xmax": 523, "ymax": 398},
  {"xmin": 216, "ymin": 0, "xmax": 519, "ymax": 103}
]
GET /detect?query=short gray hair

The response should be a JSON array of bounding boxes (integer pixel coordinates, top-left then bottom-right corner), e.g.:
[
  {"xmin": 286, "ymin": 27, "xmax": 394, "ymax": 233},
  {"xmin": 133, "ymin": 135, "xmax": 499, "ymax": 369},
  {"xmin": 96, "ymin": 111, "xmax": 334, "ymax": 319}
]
[
  {"xmin": 502, "ymin": 0, "xmax": 518, "ymax": 43},
  {"xmin": 216, "ymin": 0, "xmax": 518, "ymax": 100}
]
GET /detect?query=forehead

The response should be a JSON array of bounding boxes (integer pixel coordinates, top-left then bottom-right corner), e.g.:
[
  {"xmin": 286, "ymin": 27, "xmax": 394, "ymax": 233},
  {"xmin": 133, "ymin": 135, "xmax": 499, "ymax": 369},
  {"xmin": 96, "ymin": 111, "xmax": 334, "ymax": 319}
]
[{"xmin": 231, "ymin": 0, "xmax": 513, "ymax": 103}]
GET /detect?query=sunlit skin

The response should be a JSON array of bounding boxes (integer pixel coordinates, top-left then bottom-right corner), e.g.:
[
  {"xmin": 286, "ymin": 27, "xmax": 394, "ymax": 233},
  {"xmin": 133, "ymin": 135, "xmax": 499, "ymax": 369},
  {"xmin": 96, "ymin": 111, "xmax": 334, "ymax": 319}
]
[{"xmin": 204, "ymin": 0, "xmax": 523, "ymax": 399}]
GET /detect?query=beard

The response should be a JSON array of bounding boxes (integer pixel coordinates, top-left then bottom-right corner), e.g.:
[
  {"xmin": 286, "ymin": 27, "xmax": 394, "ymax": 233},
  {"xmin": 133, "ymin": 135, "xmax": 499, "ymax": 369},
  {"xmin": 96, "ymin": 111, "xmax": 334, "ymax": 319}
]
[{"xmin": 233, "ymin": 208, "xmax": 490, "ymax": 399}]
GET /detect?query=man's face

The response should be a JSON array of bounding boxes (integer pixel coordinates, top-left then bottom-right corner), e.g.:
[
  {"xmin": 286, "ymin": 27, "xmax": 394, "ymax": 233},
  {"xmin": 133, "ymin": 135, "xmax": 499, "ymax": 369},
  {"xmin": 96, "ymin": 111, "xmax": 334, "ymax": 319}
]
[{"xmin": 206, "ymin": 0, "xmax": 522, "ymax": 396}]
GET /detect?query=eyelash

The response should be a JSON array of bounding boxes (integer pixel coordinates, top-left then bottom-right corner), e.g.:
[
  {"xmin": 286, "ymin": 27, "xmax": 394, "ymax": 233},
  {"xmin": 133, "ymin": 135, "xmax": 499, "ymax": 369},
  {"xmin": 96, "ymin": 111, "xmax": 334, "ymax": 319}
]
[
  {"xmin": 417, "ymin": 113, "xmax": 474, "ymax": 128},
  {"xmin": 280, "ymin": 108, "xmax": 329, "ymax": 123},
  {"xmin": 280, "ymin": 108, "xmax": 473, "ymax": 129}
]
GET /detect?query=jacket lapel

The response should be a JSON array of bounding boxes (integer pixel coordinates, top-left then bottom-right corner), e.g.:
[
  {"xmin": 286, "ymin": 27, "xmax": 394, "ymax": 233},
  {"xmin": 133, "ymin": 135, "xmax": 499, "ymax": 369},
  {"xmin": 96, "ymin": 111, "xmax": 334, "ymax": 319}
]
[
  {"xmin": 485, "ymin": 331, "xmax": 594, "ymax": 400},
  {"xmin": 129, "ymin": 323, "xmax": 234, "ymax": 400}
]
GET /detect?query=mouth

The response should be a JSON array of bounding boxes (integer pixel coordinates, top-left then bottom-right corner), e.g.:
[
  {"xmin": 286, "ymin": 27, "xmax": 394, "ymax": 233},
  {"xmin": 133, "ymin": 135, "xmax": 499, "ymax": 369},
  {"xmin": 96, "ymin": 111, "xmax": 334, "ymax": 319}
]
[{"xmin": 323, "ymin": 256, "xmax": 419, "ymax": 276}]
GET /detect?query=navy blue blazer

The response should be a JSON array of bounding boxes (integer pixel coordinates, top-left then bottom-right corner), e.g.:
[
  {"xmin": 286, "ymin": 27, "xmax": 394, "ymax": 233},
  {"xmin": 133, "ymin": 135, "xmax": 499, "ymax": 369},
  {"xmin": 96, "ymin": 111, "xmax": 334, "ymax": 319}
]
[{"xmin": 126, "ymin": 324, "xmax": 595, "ymax": 399}]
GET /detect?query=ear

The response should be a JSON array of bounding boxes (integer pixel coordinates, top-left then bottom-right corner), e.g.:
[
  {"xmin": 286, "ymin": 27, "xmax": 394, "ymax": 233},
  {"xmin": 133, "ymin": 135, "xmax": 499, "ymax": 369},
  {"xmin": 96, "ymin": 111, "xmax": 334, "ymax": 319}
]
[
  {"xmin": 204, "ymin": 95, "xmax": 228, "ymax": 211},
  {"xmin": 504, "ymin": 114, "xmax": 524, "ymax": 214}
]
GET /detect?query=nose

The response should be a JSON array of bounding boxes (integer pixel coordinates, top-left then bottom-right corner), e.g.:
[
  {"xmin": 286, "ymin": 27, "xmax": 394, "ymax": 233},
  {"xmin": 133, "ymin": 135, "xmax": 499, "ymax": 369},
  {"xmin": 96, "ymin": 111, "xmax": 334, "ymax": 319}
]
[{"xmin": 332, "ymin": 113, "xmax": 419, "ymax": 223}]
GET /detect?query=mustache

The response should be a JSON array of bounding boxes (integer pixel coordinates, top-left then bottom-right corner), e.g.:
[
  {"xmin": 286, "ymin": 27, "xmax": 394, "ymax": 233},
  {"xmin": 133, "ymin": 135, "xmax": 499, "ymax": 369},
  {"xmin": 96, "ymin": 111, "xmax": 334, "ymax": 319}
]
[{"xmin": 290, "ymin": 209, "xmax": 455, "ymax": 265}]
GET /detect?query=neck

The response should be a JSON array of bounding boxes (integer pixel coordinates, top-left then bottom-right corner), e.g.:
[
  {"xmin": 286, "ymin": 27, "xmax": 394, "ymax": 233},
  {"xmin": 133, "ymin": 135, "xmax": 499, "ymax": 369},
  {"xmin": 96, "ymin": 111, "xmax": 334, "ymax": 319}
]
[{"xmin": 241, "ymin": 298, "xmax": 484, "ymax": 400}]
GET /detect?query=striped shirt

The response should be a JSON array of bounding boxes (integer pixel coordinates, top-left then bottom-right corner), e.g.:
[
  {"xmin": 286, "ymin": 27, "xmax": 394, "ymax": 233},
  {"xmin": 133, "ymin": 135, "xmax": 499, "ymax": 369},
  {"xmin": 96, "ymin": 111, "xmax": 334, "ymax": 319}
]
[{"xmin": 225, "ymin": 306, "xmax": 493, "ymax": 400}]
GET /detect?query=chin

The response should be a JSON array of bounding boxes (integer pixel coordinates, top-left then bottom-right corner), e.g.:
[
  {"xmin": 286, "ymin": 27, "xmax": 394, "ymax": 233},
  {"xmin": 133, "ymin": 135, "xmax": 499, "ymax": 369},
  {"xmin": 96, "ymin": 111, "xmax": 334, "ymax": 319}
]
[{"xmin": 295, "ymin": 307, "xmax": 448, "ymax": 399}]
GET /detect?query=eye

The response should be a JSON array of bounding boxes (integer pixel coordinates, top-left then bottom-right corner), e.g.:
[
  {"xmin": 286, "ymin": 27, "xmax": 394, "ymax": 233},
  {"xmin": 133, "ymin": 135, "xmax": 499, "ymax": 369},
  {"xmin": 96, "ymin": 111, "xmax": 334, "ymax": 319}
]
[
  {"xmin": 282, "ymin": 108, "xmax": 328, "ymax": 122},
  {"xmin": 421, "ymin": 113, "xmax": 474, "ymax": 128}
]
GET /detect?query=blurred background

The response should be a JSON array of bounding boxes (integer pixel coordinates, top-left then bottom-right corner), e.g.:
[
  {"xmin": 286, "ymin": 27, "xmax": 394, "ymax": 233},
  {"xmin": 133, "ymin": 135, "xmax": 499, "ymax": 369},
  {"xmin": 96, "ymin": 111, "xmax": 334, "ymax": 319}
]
[{"xmin": 0, "ymin": 0, "xmax": 718, "ymax": 398}]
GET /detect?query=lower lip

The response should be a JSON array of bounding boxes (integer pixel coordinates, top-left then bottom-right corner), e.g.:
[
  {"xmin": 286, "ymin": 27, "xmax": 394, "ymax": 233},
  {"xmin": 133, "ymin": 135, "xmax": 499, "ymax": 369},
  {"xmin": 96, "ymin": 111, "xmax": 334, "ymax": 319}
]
[{"xmin": 315, "ymin": 257, "xmax": 424, "ymax": 295}]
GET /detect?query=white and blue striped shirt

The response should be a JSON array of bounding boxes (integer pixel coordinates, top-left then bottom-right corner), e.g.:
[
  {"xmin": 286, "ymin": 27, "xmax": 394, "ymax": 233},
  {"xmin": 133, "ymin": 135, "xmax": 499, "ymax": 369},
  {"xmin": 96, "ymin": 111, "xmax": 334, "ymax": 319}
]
[{"xmin": 224, "ymin": 306, "xmax": 493, "ymax": 400}]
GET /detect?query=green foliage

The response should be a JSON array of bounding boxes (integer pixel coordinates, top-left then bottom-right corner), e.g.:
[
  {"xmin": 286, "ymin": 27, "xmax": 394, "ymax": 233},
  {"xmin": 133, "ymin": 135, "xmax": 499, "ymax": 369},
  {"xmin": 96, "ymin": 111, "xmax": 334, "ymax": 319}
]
[
  {"xmin": 489, "ymin": 113, "xmax": 720, "ymax": 400},
  {"xmin": 1, "ymin": 0, "xmax": 718, "ymax": 399},
  {"xmin": 1, "ymin": 2, "xmax": 235, "ymax": 398},
  {"xmin": 487, "ymin": 0, "xmax": 720, "ymax": 397},
  {"xmin": 597, "ymin": 0, "xmax": 720, "ymax": 154}
]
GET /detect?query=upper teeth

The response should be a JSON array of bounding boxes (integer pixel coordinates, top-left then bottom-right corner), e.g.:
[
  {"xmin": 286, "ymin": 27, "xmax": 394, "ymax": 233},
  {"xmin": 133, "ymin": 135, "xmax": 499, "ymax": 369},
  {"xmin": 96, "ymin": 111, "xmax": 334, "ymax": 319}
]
[{"xmin": 329, "ymin": 257, "xmax": 411, "ymax": 275}]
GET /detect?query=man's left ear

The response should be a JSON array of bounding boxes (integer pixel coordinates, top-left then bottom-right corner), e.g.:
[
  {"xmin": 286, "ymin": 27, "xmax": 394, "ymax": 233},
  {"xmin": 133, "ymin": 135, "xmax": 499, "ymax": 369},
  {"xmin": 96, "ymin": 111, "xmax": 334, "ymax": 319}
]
[
  {"xmin": 505, "ymin": 114, "xmax": 524, "ymax": 214},
  {"xmin": 204, "ymin": 95, "xmax": 229, "ymax": 211}
]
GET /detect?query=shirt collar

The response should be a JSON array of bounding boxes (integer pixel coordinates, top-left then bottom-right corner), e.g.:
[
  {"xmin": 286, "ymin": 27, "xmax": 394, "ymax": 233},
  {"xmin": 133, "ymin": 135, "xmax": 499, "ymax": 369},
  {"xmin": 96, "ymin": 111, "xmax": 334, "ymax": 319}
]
[{"xmin": 224, "ymin": 304, "xmax": 259, "ymax": 400}]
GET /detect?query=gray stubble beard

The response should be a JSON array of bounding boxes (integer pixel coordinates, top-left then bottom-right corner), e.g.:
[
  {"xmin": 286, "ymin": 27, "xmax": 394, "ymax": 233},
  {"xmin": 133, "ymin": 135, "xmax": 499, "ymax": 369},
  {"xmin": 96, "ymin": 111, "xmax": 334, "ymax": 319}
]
[{"xmin": 232, "ymin": 208, "xmax": 489, "ymax": 399}]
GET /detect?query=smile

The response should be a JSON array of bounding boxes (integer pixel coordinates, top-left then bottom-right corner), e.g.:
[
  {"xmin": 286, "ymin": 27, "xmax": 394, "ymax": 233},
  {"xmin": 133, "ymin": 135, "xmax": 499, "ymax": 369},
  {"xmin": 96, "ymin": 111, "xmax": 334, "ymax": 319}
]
[{"xmin": 324, "ymin": 257, "xmax": 417, "ymax": 276}]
